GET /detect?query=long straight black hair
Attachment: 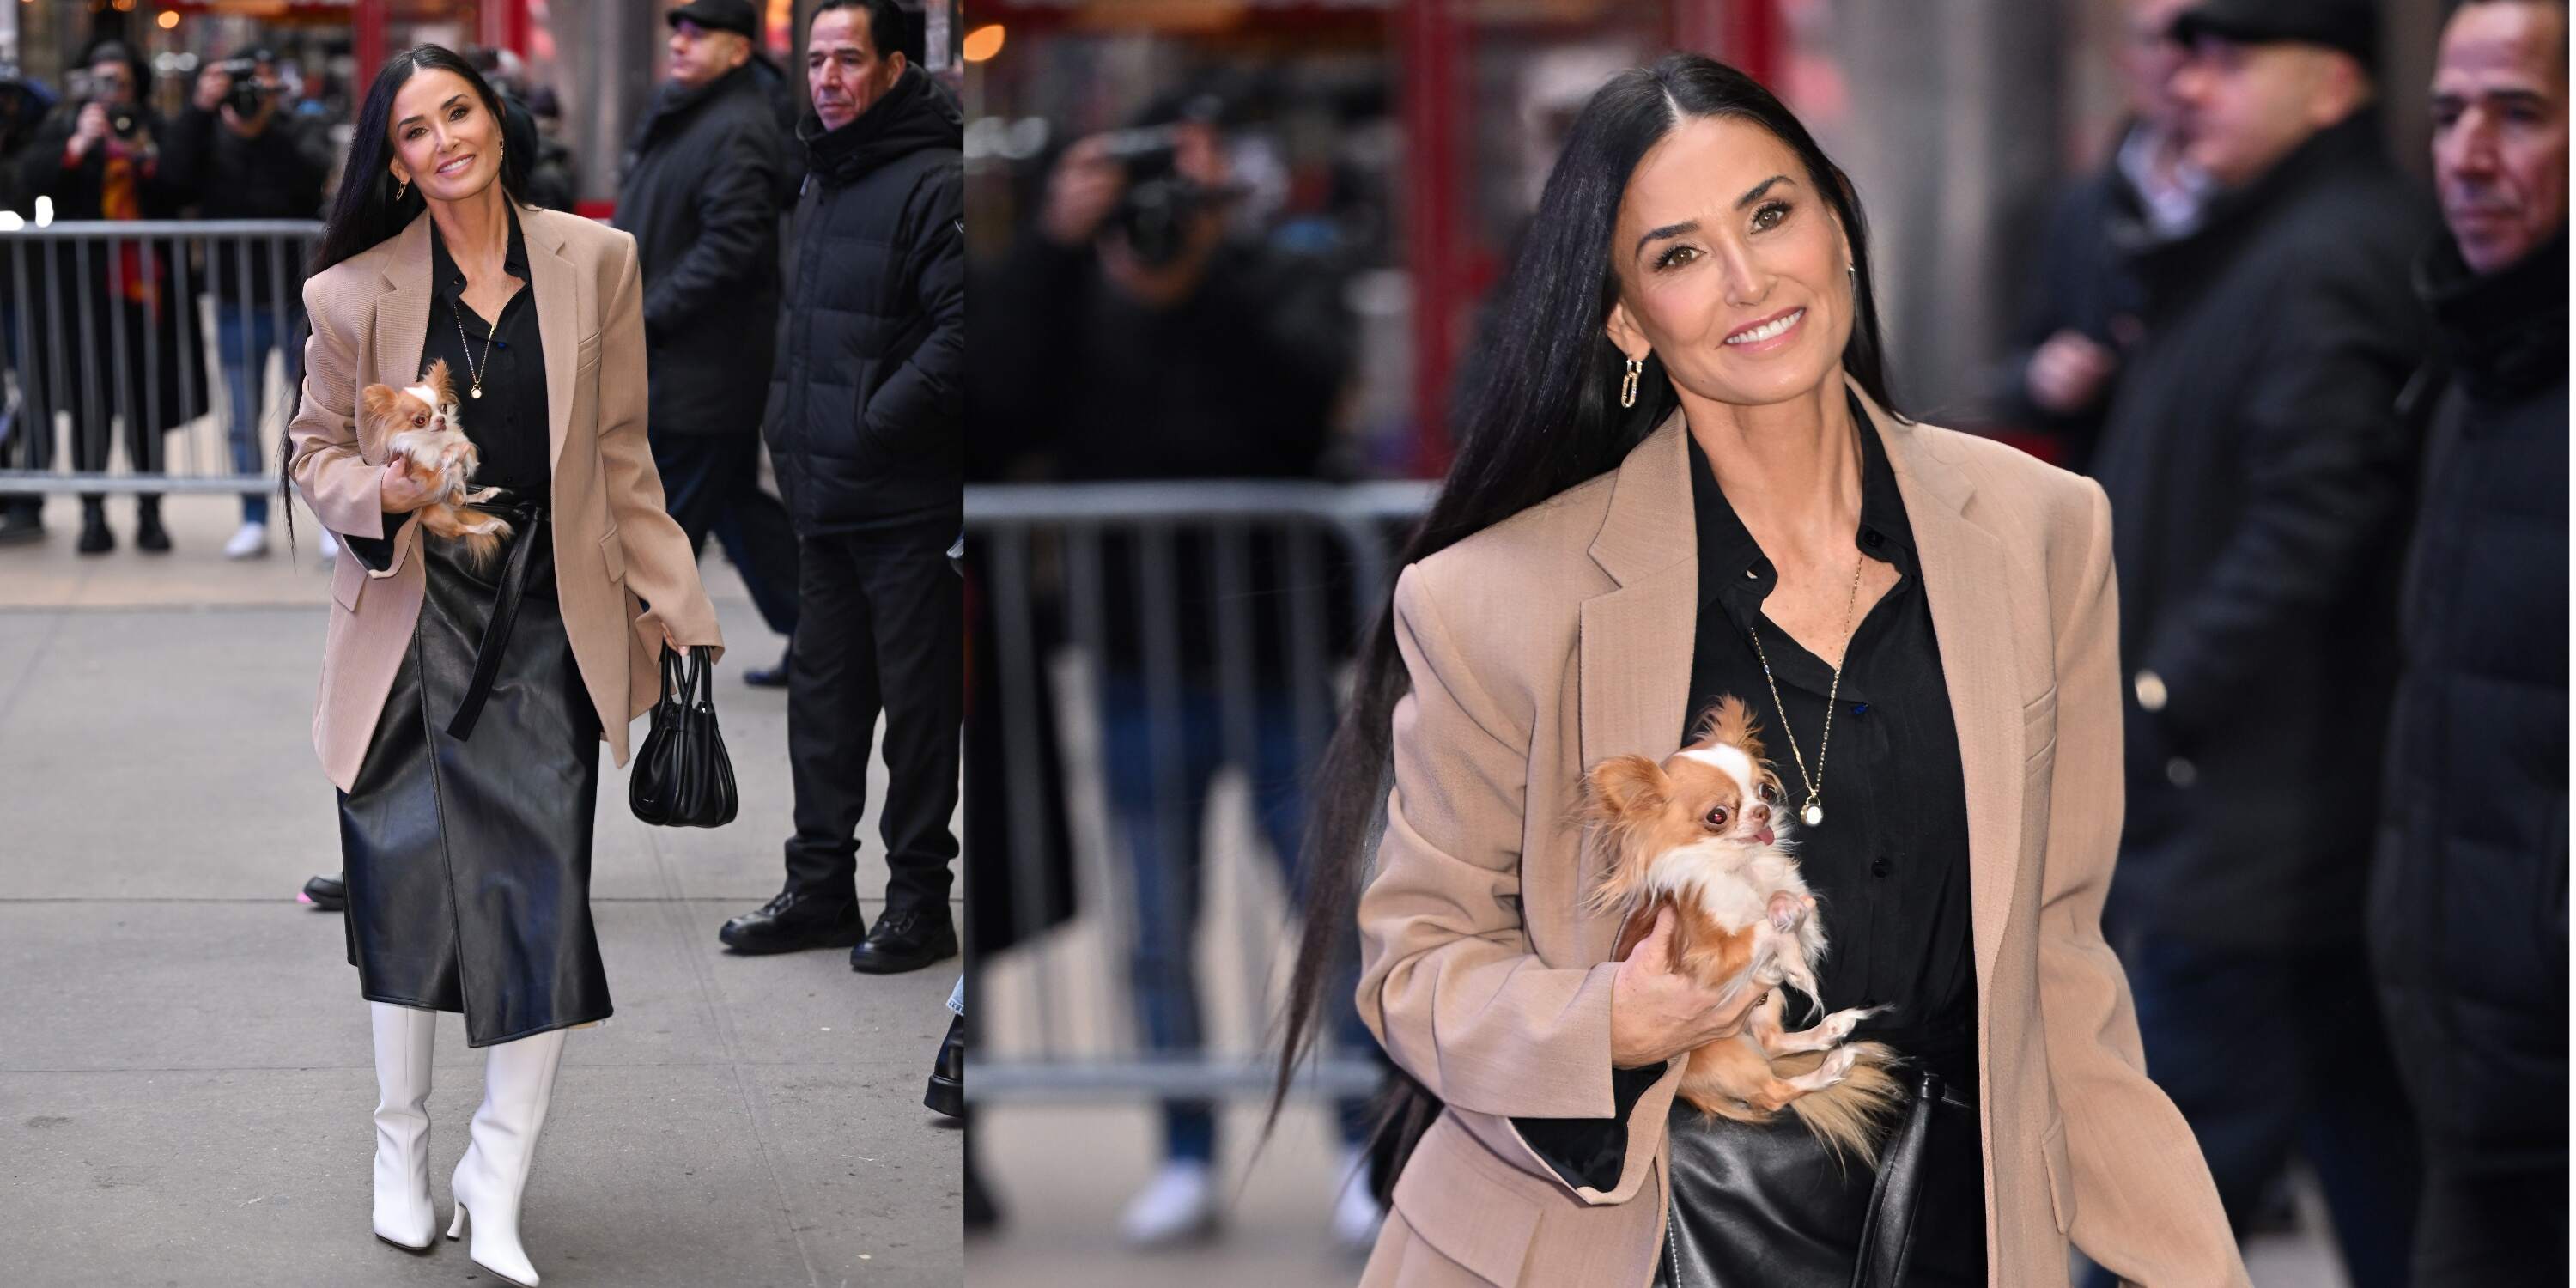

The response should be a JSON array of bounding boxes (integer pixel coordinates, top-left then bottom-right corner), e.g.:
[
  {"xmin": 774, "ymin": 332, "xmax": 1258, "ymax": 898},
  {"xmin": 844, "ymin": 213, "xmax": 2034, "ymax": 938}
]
[
  {"xmin": 1271, "ymin": 52, "xmax": 1905, "ymax": 1188},
  {"xmin": 276, "ymin": 45, "xmax": 532, "ymax": 549}
]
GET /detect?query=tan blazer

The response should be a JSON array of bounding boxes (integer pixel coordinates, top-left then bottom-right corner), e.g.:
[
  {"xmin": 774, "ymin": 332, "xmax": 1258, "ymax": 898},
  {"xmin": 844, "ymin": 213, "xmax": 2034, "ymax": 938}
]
[
  {"xmin": 1354, "ymin": 380, "xmax": 2248, "ymax": 1288},
  {"xmin": 288, "ymin": 205, "xmax": 725, "ymax": 792}
]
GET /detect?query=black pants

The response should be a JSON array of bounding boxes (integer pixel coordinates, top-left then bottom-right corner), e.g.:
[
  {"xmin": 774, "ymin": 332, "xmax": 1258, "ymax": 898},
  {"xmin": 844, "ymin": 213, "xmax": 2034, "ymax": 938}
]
[
  {"xmin": 783, "ymin": 519, "xmax": 962, "ymax": 914},
  {"xmin": 648, "ymin": 431, "xmax": 800, "ymax": 638}
]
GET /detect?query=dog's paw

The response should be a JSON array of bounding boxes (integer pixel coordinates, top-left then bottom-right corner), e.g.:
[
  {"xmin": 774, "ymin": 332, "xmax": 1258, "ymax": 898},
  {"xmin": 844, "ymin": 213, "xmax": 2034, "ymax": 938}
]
[{"xmin": 1766, "ymin": 890, "xmax": 1805, "ymax": 933}]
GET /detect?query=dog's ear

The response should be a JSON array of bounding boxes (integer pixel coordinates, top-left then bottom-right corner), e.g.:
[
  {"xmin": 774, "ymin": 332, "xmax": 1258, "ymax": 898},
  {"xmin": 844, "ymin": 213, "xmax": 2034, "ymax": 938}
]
[
  {"xmin": 1585, "ymin": 754, "xmax": 1668, "ymax": 822},
  {"xmin": 360, "ymin": 384, "xmax": 402, "ymax": 420},
  {"xmin": 420, "ymin": 359, "xmax": 452, "ymax": 403}
]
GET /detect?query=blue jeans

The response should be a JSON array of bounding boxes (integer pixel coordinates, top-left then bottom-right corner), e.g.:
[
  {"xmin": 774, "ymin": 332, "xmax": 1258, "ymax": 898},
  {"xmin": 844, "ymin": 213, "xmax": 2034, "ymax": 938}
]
[
  {"xmin": 1102, "ymin": 672, "xmax": 1375, "ymax": 1163},
  {"xmin": 217, "ymin": 307, "xmax": 276, "ymax": 525}
]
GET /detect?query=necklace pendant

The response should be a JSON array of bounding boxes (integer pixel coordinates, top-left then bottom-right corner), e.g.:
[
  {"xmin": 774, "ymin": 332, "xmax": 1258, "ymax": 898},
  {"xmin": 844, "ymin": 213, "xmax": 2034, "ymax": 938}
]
[
  {"xmin": 1801, "ymin": 801, "xmax": 1825, "ymax": 828},
  {"xmin": 471, "ymin": 386, "xmax": 483, "ymax": 399}
]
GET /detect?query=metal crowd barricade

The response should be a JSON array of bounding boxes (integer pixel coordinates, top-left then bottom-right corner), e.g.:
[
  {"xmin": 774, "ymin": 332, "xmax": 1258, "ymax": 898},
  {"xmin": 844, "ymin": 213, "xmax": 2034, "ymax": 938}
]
[
  {"xmin": 964, "ymin": 479, "xmax": 1436, "ymax": 1103},
  {"xmin": 0, "ymin": 219, "xmax": 324, "ymax": 495}
]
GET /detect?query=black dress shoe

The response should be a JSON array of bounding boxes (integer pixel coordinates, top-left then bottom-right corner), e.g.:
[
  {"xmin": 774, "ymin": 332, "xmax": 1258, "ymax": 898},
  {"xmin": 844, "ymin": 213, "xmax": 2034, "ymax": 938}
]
[
  {"xmin": 76, "ymin": 507, "xmax": 112, "ymax": 555},
  {"xmin": 742, "ymin": 652, "xmax": 791, "ymax": 689},
  {"xmin": 134, "ymin": 501, "xmax": 171, "ymax": 553},
  {"xmin": 0, "ymin": 507, "xmax": 40, "ymax": 545},
  {"xmin": 925, "ymin": 1012, "xmax": 964, "ymax": 1117},
  {"xmin": 719, "ymin": 888, "xmax": 865, "ymax": 954},
  {"xmin": 849, "ymin": 906, "xmax": 958, "ymax": 974},
  {"xmin": 300, "ymin": 872, "xmax": 346, "ymax": 911}
]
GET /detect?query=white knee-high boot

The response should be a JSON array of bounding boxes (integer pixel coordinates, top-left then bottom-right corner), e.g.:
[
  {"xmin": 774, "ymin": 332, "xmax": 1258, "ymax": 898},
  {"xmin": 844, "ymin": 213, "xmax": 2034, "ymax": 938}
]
[
  {"xmin": 368, "ymin": 1001, "xmax": 438, "ymax": 1251},
  {"xmin": 447, "ymin": 1026, "xmax": 568, "ymax": 1288}
]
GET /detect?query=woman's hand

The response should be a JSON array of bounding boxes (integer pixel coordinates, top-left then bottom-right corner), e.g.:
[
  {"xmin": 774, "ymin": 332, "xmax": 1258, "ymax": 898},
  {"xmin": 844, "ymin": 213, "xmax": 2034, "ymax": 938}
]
[
  {"xmin": 660, "ymin": 622, "xmax": 689, "ymax": 658},
  {"xmin": 1607, "ymin": 907, "xmax": 1771, "ymax": 1069},
  {"xmin": 377, "ymin": 453, "xmax": 450, "ymax": 514}
]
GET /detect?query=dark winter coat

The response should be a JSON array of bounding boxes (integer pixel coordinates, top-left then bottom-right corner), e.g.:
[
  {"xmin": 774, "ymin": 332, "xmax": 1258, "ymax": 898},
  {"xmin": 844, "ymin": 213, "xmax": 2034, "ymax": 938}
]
[
  {"xmin": 763, "ymin": 65, "xmax": 963, "ymax": 533},
  {"xmin": 2370, "ymin": 229, "xmax": 2567, "ymax": 1169},
  {"xmin": 161, "ymin": 105, "xmax": 330, "ymax": 307},
  {"xmin": 2087, "ymin": 111, "xmax": 2433, "ymax": 946},
  {"xmin": 615, "ymin": 62, "xmax": 781, "ymax": 437}
]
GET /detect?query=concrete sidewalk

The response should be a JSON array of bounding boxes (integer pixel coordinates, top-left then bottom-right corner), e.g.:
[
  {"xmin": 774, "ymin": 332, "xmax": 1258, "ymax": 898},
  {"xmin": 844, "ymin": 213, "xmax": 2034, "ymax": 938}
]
[{"xmin": 0, "ymin": 495, "xmax": 962, "ymax": 1286}]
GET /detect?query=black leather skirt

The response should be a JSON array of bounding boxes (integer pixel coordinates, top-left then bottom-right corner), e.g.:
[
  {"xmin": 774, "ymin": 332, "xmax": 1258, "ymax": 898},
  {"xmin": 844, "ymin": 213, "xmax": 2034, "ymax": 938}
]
[
  {"xmin": 336, "ymin": 495, "xmax": 611, "ymax": 1047},
  {"xmin": 1654, "ymin": 1068, "xmax": 1988, "ymax": 1288}
]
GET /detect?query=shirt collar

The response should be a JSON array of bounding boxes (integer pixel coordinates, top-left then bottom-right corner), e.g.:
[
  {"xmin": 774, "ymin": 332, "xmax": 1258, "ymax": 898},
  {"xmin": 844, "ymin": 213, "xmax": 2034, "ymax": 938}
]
[
  {"xmin": 1689, "ymin": 390, "xmax": 1917, "ymax": 615},
  {"xmin": 428, "ymin": 203, "xmax": 532, "ymax": 297}
]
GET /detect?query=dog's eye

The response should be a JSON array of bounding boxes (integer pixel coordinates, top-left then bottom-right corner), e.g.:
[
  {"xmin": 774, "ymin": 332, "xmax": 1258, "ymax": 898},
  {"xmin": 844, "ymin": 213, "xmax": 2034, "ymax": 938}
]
[
  {"xmin": 1756, "ymin": 781, "xmax": 1779, "ymax": 805},
  {"xmin": 1704, "ymin": 805, "xmax": 1730, "ymax": 829},
  {"xmin": 414, "ymin": 414, "xmax": 427, "ymax": 427}
]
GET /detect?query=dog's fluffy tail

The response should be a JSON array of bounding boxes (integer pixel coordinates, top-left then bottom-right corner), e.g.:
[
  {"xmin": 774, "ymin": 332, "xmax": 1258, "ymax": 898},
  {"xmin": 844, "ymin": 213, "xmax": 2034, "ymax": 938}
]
[
  {"xmin": 452, "ymin": 513, "xmax": 511, "ymax": 571},
  {"xmin": 1789, "ymin": 1042, "xmax": 1905, "ymax": 1169}
]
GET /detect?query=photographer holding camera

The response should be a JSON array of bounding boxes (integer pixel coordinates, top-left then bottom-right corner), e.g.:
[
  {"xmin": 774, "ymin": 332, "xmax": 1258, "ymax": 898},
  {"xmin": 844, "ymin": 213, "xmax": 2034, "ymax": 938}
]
[
  {"xmin": 17, "ymin": 38, "xmax": 199, "ymax": 556},
  {"xmin": 975, "ymin": 90, "xmax": 1365, "ymax": 1249},
  {"xmin": 162, "ymin": 45, "xmax": 330, "ymax": 559}
]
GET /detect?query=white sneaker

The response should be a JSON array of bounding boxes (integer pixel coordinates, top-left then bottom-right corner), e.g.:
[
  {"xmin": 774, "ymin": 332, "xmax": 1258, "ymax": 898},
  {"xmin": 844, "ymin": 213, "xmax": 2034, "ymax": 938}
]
[
  {"xmin": 1119, "ymin": 1160, "xmax": 1218, "ymax": 1248},
  {"xmin": 223, "ymin": 520, "xmax": 269, "ymax": 560},
  {"xmin": 1331, "ymin": 1145, "xmax": 1385, "ymax": 1251}
]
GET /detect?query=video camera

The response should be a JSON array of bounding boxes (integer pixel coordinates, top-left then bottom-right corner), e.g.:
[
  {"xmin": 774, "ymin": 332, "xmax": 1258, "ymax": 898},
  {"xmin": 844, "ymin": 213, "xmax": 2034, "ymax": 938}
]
[{"xmin": 218, "ymin": 52, "xmax": 276, "ymax": 119}]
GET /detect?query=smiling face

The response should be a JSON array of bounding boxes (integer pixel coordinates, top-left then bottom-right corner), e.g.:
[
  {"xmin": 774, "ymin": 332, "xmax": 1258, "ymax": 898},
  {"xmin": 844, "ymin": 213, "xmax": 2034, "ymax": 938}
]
[
  {"xmin": 1603, "ymin": 114, "xmax": 1854, "ymax": 411},
  {"xmin": 386, "ymin": 69, "xmax": 502, "ymax": 202},
  {"xmin": 2433, "ymin": 1, "xmax": 2570, "ymax": 273}
]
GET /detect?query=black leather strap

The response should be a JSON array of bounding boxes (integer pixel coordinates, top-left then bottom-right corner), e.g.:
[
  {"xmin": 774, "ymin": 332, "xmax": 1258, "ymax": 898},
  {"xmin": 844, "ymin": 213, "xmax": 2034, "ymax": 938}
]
[
  {"xmin": 1850, "ymin": 1069, "xmax": 1964, "ymax": 1288},
  {"xmin": 445, "ymin": 496, "xmax": 547, "ymax": 742}
]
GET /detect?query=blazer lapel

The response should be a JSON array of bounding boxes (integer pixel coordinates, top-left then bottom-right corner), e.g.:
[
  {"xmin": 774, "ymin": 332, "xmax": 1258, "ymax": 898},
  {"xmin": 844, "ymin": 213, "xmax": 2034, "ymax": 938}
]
[
  {"xmin": 367, "ymin": 214, "xmax": 434, "ymax": 459},
  {"xmin": 1854, "ymin": 380, "xmax": 2026, "ymax": 992},
  {"xmin": 524, "ymin": 209, "xmax": 578, "ymax": 476},
  {"xmin": 1575, "ymin": 410, "xmax": 1698, "ymax": 964}
]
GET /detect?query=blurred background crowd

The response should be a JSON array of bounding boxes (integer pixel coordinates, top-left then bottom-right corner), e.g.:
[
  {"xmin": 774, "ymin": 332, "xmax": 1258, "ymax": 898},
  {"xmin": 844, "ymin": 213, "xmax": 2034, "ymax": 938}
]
[{"xmin": 958, "ymin": 0, "xmax": 2564, "ymax": 1285}]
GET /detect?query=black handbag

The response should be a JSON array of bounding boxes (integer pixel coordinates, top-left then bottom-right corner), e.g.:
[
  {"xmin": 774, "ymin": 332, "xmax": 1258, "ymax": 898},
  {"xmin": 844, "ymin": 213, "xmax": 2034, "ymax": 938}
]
[{"xmin": 629, "ymin": 644, "xmax": 738, "ymax": 828}]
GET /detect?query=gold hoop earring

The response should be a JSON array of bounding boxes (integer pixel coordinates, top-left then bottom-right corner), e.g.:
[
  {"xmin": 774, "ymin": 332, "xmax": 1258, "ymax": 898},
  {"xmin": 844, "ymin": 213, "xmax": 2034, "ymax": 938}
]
[{"xmin": 1619, "ymin": 356, "xmax": 1643, "ymax": 409}]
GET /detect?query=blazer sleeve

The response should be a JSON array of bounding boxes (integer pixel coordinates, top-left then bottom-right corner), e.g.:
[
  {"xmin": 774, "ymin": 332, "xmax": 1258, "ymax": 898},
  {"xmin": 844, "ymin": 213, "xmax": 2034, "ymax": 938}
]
[
  {"xmin": 596, "ymin": 230, "xmax": 725, "ymax": 665},
  {"xmin": 1356, "ymin": 563, "xmax": 1682, "ymax": 1204},
  {"xmin": 2038, "ymin": 480, "xmax": 2248, "ymax": 1286},
  {"xmin": 285, "ymin": 273, "xmax": 420, "ymax": 575}
]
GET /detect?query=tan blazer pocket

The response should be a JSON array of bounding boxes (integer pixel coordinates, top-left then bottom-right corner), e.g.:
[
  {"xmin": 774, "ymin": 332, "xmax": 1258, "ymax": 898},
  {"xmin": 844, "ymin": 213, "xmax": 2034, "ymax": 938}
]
[
  {"xmin": 330, "ymin": 550, "xmax": 364, "ymax": 611},
  {"xmin": 2040, "ymin": 1115, "xmax": 2078, "ymax": 1234},
  {"xmin": 600, "ymin": 526, "xmax": 625, "ymax": 583},
  {"xmin": 1392, "ymin": 1115, "xmax": 1547, "ymax": 1287},
  {"xmin": 2020, "ymin": 684, "xmax": 2059, "ymax": 767}
]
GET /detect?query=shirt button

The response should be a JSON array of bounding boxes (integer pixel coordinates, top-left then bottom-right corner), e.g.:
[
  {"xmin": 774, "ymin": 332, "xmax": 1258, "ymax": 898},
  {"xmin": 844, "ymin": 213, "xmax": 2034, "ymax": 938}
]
[
  {"xmin": 1850, "ymin": 702, "xmax": 1868, "ymax": 718},
  {"xmin": 1871, "ymin": 857, "xmax": 1892, "ymax": 878}
]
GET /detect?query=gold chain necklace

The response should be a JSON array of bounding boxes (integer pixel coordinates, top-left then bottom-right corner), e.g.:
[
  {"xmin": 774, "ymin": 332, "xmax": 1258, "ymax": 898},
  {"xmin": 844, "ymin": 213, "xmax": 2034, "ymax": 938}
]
[
  {"xmin": 450, "ymin": 287, "xmax": 499, "ymax": 399},
  {"xmin": 1747, "ymin": 549, "xmax": 1865, "ymax": 829}
]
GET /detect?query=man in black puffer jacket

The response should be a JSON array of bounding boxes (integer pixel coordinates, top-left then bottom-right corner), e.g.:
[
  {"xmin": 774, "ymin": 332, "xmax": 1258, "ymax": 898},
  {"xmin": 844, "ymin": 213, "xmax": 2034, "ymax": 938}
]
[
  {"xmin": 720, "ymin": 0, "xmax": 963, "ymax": 975},
  {"xmin": 616, "ymin": 0, "xmax": 803, "ymax": 681},
  {"xmin": 2372, "ymin": 3, "xmax": 2569, "ymax": 1283}
]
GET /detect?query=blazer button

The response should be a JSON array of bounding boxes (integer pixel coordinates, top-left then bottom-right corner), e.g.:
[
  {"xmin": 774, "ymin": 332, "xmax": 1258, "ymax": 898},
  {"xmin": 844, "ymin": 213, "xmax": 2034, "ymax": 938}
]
[
  {"xmin": 2166, "ymin": 756, "xmax": 2197, "ymax": 787},
  {"xmin": 1870, "ymin": 856, "xmax": 1892, "ymax": 878}
]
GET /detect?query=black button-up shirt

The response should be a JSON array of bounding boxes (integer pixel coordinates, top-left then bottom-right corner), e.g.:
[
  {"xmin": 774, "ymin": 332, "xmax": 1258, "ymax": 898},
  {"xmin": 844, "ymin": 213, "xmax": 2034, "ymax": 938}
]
[
  {"xmin": 423, "ymin": 204, "xmax": 549, "ymax": 493},
  {"xmin": 1680, "ymin": 398, "xmax": 1977, "ymax": 1091},
  {"xmin": 344, "ymin": 207, "xmax": 550, "ymax": 571}
]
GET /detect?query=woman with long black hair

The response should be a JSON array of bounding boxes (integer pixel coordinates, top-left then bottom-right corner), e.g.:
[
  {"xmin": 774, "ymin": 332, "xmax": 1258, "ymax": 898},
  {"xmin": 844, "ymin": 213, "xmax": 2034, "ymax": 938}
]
[
  {"xmin": 282, "ymin": 46, "xmax": 721, "ymax": 1287},
  {"xmin": 1274, "ymin": 54, "xmax": 2243, "ymax": 1285}
]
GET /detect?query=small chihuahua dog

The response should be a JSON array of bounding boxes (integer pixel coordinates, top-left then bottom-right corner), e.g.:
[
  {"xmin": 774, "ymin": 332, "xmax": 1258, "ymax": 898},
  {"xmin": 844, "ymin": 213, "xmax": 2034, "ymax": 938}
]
[
  {"xmin": 361, "ymin": 359, "xmax": 509, "ymax": 568},
  {"xmin": 1583, "ymin": 696, "xmax": 1904, "ymax": 1164}
]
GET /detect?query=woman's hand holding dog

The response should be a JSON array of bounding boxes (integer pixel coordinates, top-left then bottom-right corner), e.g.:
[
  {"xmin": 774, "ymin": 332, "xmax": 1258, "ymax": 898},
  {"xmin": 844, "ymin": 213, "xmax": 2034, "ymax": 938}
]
[
  {"xmin": 1609, "ymin": 906, "xmax": 1770, "ymax": 1069},
  {"xmin": 377, "ymin": 444, "xmax": 463, "ymax": 514}
]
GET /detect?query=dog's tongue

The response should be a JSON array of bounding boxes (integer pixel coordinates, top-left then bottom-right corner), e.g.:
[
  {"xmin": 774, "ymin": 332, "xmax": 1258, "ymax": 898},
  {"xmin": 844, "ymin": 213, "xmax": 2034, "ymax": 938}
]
[{"xmin": 1753, "ymin": 826, "xmax": 1775, "ymax": 847}]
